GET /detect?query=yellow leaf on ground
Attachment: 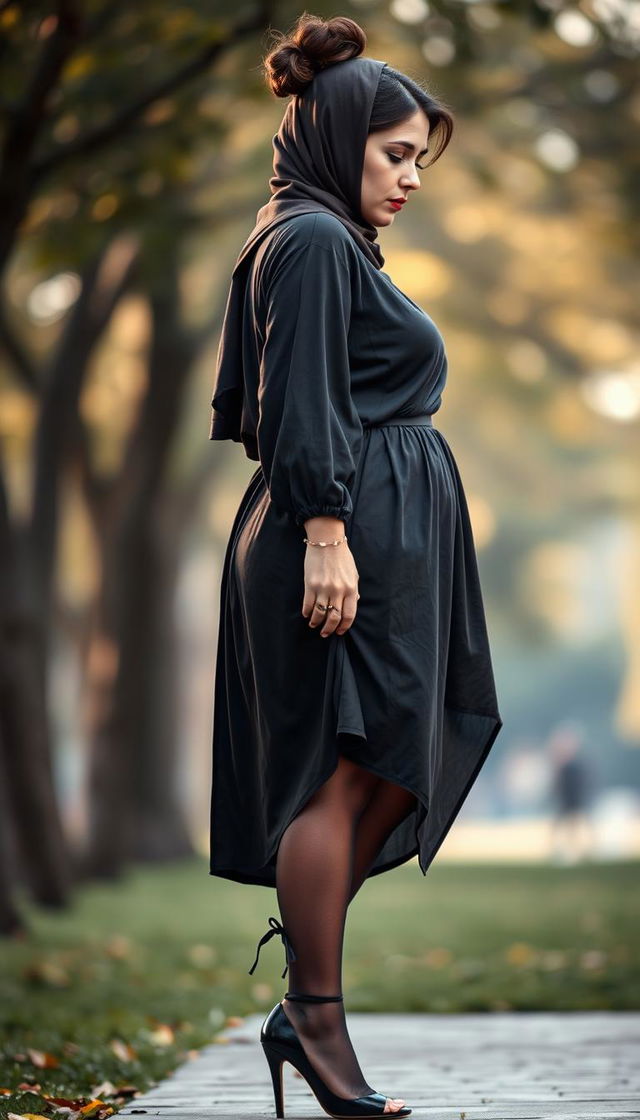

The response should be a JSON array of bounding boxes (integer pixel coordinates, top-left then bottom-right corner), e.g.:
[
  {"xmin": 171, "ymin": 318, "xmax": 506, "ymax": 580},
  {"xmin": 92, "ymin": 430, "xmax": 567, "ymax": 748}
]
[{"xmin": 8, "ymin": 1113, "xmax": 51, "ymax": 1119}]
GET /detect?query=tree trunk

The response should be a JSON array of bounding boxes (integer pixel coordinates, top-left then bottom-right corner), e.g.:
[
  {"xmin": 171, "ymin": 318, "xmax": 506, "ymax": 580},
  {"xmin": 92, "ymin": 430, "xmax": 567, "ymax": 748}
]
[
  {"xmin": 0, "ymin": 463, "xmax": 71, "ymax": 915},
  {"xmin": 84, "ymin": 245, "xmax": 198, "ymax": 873}
]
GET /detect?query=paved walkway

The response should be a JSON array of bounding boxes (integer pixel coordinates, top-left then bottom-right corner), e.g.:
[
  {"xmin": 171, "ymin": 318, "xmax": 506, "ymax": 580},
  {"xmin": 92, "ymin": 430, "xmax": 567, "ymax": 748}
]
[{"xmin": 117, "ymin": 1010, "xmax": 640, "ymax": 1119}]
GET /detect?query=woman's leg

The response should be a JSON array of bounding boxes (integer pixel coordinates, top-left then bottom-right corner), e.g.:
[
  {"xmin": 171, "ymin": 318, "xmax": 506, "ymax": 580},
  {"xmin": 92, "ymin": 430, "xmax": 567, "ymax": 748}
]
[
  {"xmin": 275, "ymin": 755, "xmax": 407, "ymax": 1112},
  {"xmin": 346, "ymin": 777, "xmax": 418, "ymax": 905}
]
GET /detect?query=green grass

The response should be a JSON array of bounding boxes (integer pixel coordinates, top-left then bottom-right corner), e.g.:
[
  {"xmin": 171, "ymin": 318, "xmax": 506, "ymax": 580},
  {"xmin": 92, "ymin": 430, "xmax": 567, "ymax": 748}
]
[{"xmin": 0, "ymin": 857, "xmax": 638, "ymax": 1118}]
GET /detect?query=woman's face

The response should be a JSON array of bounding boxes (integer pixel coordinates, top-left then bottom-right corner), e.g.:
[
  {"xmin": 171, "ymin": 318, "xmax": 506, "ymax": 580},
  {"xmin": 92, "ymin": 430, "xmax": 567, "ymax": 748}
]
[{"xmin": 360, "ymin": 108, "xmax": 430, "ymax": 228}]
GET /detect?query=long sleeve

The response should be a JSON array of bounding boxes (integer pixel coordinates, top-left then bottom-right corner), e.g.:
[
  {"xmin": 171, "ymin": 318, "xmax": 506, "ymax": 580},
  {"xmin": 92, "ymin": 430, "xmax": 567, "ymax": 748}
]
[{"xmin": 256, "ymin": 232, "xmax": 363, "ymax": 528}]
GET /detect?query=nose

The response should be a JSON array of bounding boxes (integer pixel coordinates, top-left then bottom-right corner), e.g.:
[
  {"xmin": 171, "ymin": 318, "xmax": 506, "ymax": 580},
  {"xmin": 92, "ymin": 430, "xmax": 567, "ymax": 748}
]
[{"xmin": 400, "ymin": 165, "xmax": 421, "ymax": 191}]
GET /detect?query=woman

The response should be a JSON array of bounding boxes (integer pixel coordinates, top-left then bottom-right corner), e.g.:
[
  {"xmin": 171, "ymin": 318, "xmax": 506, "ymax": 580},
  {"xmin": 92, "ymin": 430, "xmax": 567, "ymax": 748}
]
[{"xmin": 208, "ymin": 14, "xmax": 503, "ymax": 1118}]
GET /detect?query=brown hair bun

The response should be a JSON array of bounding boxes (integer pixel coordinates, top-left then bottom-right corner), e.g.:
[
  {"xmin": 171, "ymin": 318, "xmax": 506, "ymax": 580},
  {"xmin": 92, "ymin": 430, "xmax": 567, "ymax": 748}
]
[{"xmin": 263, "ymin": 13, "xmax": 366, "ymax": 98}]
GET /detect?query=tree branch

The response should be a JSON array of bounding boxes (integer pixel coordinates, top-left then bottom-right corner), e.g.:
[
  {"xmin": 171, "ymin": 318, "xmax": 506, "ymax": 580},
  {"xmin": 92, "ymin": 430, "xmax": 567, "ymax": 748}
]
[
  {"xmin": 32, "ymin": 3, "xmax": 273, "ymax": 182},
  {"xmin": 3, "ymin": 0, "xmax": 83, "ymax": 153},
  {"xmin": 0, "ymin": 0, "xmax": 84, "ymax": 272}
]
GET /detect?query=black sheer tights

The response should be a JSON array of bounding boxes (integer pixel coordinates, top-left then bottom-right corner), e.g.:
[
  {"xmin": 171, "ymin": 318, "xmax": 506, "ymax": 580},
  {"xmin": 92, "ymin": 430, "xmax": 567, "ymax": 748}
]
[{"xmin": 275, "ymin": 754, "xmax": 417, "ymax": 1108}]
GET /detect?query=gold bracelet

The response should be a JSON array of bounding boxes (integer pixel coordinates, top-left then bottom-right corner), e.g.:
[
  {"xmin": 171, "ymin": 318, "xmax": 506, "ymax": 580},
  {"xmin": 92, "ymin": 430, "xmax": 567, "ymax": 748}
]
[{"xmin": 303, "ymin": 535, "xmax": 348, "ymax": 547}]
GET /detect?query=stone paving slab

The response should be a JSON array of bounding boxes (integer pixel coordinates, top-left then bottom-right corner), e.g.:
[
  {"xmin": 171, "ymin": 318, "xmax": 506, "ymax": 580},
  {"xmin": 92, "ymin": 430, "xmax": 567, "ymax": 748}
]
[{"xmin": 117, "ymin": 1011, "xmax": 640, "ymax": 1120}]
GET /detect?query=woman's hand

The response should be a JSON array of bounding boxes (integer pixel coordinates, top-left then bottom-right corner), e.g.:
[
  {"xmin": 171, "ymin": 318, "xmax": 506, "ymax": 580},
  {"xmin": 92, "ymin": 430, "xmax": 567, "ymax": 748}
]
[{"xmin": 302, "ymin": 516, "xmax": 360, "ymax": 637}]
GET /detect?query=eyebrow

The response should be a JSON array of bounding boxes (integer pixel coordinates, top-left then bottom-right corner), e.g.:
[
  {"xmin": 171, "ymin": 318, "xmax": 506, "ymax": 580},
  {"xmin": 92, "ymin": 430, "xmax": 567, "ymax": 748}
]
[{"xmin": 387, "ymin": 139, "xmax": 430, "ymax": 156}]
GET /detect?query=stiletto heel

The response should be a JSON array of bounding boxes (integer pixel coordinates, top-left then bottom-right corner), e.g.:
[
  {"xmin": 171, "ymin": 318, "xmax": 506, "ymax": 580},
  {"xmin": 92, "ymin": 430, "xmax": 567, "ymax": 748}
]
[
  {"xmin": 251, "ymin": 916, "xmax": 412, "ymax": 1117},
  {"xmin": 262, "ymin": 1039, "xmax": 285, "ymax": 1118},
  {"xmin": 260, "ymin": 998, "xmax": 412, "ymax": 1118}
]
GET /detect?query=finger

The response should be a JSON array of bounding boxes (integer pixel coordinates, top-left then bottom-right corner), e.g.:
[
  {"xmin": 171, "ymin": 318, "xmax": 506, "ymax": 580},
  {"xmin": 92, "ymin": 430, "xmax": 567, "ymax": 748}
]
[
  {"xmin": 307, "ymin": 597, "xmax": 331, "ymax": 629},
  {"xmin": 319, "ymin": 597, "xmax": 344, "ymax": 637},
  {"xmin": 335, "ymin": 590, "xmax": 358, "ymax": 635},
  {"xmin": 302, "ymin": 586, "xmax": 318, "ymax": 619},
  {"xmin": 304, "ymin": 588, "xmax": 359, "ymax": 626}
]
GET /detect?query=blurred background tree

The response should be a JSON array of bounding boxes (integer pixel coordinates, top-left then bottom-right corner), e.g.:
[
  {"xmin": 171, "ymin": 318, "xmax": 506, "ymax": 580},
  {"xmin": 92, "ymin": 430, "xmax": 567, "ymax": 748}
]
[
  {"xmin": 0, "ymin": 0, "xmax": 638, "ymax": 937},
  {"xmin": 0, "ymin": 0, "xmax": 275, "ymax": 931}
]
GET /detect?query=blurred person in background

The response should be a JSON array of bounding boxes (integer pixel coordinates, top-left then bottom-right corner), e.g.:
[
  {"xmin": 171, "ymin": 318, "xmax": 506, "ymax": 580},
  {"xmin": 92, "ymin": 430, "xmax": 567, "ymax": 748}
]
[{"xmin": 547, "ymin": 720, "xmax": 596, "ymax": 865}]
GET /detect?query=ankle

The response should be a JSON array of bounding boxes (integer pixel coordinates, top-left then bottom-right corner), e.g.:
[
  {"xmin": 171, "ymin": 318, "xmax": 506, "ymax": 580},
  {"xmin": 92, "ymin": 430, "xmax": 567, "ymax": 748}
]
[{"xmin": 281, "ymin": 996, "xmax": 346, "ymax": 1030}]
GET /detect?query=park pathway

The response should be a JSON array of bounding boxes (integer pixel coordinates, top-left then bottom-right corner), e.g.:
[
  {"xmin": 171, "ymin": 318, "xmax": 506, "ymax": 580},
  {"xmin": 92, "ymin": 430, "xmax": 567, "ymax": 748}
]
[{"xmin": 117, "ymin": 1010, "xmax": 640, "ymax": 1120}]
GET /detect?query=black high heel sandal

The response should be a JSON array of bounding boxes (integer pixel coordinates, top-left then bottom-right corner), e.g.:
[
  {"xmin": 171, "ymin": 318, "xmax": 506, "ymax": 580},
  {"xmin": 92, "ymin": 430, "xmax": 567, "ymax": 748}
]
[{"xmin": 249, "ymin": 917, "xmax": 412, "ymax": 1119}]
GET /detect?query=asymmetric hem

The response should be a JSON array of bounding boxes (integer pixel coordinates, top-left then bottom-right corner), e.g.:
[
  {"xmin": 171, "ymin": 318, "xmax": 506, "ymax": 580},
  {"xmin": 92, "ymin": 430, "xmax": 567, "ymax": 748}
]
[{"xmin": 209, "ymin": 709, "xmax": 501, "ymax": 888}]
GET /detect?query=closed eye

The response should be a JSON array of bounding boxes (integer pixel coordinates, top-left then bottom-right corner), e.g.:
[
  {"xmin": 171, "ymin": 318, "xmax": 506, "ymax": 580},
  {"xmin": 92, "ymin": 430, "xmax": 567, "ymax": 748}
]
[{"xmin": 387, "ymin": 153, "xmax": 427, "ymax": 171}]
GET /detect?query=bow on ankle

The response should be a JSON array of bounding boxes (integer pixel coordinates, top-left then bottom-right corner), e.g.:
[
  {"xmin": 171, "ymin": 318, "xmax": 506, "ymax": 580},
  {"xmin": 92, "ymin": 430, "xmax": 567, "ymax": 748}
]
[{"xmin": 248, "ymin": 916, "xmax": 297, "ymax": 978}]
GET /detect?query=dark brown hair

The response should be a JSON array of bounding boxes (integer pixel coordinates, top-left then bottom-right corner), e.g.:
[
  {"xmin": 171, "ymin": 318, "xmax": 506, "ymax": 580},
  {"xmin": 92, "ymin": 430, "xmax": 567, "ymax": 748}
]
[{"xmin": 262, "ymin": 12, "xmax": 453, "ymax": 167}]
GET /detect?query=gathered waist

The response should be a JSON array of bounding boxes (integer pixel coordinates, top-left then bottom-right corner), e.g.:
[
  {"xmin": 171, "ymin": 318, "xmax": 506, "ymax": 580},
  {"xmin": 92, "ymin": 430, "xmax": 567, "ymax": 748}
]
[{"xmin": 363, "ymin": 412, "xmax": 434, "ymax": 429}]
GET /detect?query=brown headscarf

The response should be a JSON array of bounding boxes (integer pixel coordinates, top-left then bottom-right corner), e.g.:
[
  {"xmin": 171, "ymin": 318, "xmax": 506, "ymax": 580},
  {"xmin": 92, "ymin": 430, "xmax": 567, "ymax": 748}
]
[{"xmin": 209, "ymin": 56, "xmax": 388, "ymax": 444}]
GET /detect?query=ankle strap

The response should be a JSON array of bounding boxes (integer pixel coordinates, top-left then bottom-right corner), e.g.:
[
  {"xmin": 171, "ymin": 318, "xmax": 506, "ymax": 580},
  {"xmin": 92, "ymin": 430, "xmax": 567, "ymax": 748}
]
[{"xmin": 284, "ymin": 991, "xmax": 344, "ymax": 1002}]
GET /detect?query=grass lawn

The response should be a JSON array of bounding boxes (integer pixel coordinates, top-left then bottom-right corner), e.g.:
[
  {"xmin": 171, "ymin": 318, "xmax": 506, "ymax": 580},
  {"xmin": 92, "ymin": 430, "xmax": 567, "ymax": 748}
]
[{"xmin": 0, "ymin": 857, "xmax": 637, "ymax": 1119}]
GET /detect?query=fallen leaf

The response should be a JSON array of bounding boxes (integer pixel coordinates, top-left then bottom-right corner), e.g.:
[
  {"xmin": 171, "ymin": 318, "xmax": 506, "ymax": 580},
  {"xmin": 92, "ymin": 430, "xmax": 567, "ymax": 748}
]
[
  {"xmin": 87, "ymin": 1083, "xmax": 117, "ymax": 1098},
  {"xmin": 109, "ymin": 1040, "xmax": 136, "ymax": 1062},
  {"xmin": 104, "ymin": 935, "xmax": 133, "ymax": 960},
  {"xmin": 113, "ymin": 1086, "xmax": 139, "ymax": 1098},
  {"xmin": 147, "ymin": 1024, "xmax": 174, "ymax": 1046},
  {"xmin": 505, "ymin": 941, "xmax": 537, "ymax": 966},
  {"xmin": 44, "ymin": 1095, "xmax": 105, "ymax": 1111},
  {"xmin": 422, "ymin": 947, "xmax": 453, "ymax": 968},
  {"xmin": 80, "ymin": 1100, "xmax": 106, "ymax": 1116},
  {"xmin": 7, "ymin": 1114, "xmax": 51, "ymax": 1119},
  {"xmin": 26, "ymin": 1050, "xmax": 59, "ymax": 1069},
  {"xmin": 187, "ymin": 944, "xmax": 216, "ymax": 967}
]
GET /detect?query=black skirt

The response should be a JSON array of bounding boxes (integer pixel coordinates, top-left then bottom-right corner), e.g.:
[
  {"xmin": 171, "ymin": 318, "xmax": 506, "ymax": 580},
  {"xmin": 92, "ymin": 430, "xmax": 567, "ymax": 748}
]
[{"xmin": 209, "ymin": 412, "xmax": 503, "ymax": 886}]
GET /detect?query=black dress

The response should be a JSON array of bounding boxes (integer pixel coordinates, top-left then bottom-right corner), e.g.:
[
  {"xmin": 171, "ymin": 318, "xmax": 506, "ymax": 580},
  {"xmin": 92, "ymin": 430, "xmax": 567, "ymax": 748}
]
[{"xmin": 209, "ymin": 211, "xmax": 503, "ymax": 887}]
